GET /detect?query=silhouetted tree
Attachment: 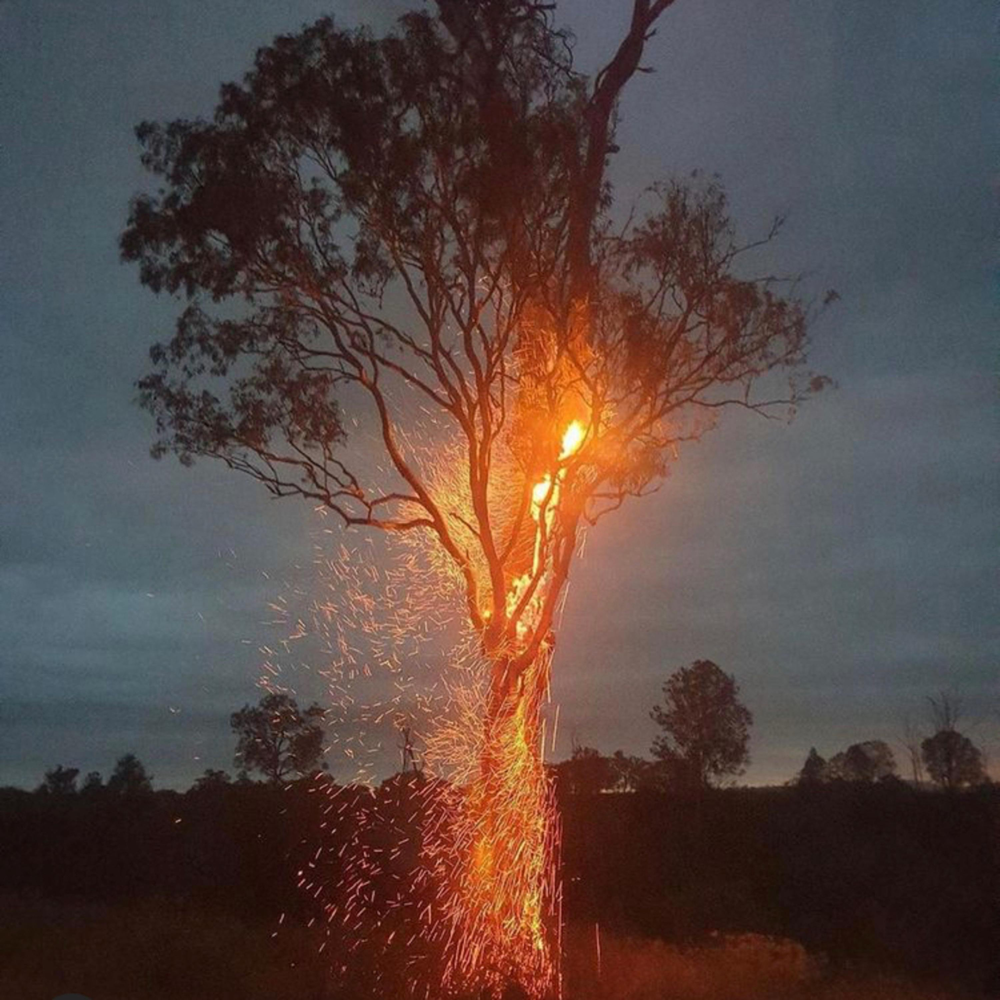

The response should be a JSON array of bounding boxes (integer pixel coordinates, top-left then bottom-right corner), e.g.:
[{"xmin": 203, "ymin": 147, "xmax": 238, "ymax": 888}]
[
  {"xmin": 121, "ymin": 0, "xmax": 823, "ymax": 857},
  {"xmin": 862, "ymin": 739, "xmax": 898, "ymax": 781},
  {"xmin": 650, "ymin": 660, "xmax": 752, "ymax": 789},
  {"xmin": 827, "ymin": 740, "xmax": 897, "ymax": 783},
  {"xmin": 608, "ymin": 750, "xmax": 671, "ymax": 792},
  {"xmin": 121, "ymin": 6, "xmax": 827, "ymax": 987},
  {"xmin": 919, "ymin": 691, "xmax": 986, "ymax": 789},
  {"xmin": 81, "ymin": 770, "xmax": 103, "ymax": 794},
  {"xmin": 556, "ymin": 745, "xmax": 617, "ymax": 796},
  {"xmin": 922, "ymin": 729, "xmax": 985, "ymax": 789},
  {"xmin": 37, "ymin": 765, "xmax": 79, "ymax": 795},
  {"xmin": 106, "ymin": 753, "xmax": 153, "ymax": 795},
  {"xmin": 192, "ymin": 768, "xmax": 232, "ymax": 791},
  {"xmin": 231, "ymin": 693, "xmax": 326, "ymax": 785},
  {"xmin": 796, "ymin": 747, "xmax": 826, "ymax": 785}
]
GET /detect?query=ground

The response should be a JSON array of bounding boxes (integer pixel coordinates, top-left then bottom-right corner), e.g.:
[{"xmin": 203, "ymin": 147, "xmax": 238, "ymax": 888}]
[{"xmin": 0, "ymin": 896, "xmax": 977, "ymax": 1000}]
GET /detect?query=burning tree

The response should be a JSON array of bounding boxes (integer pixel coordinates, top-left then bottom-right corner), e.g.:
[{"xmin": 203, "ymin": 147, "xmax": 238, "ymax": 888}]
[{"xmin": 122, "ymin": 2, "xmax": 825, "ymax": 994}]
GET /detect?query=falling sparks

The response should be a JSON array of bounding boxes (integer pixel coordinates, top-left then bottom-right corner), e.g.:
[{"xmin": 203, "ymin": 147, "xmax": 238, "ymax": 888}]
[{"xmin": 258, "ymin": 410, "xmax": 593, "ymax": 998}]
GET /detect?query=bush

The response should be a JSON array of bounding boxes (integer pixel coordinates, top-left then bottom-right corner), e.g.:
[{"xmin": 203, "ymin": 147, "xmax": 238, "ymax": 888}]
[{"xmin": 561, "ymin": 929, "xmax": 976, "ymax": 1000}]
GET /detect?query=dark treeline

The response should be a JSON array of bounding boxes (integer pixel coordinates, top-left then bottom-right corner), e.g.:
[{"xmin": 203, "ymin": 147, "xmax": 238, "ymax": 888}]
[
  {"xmin": 557, "ymin": 780, "xmax": 1000, "ymax": 990},
  {"xmin": 2, "ymin": 770, "xmax": 998, "ymax": 993}
]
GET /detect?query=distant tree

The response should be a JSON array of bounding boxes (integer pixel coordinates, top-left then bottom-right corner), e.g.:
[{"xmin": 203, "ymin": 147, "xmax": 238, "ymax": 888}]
[
  {"xmin": 824, "ymin": 752, "xmax": 847, "ymax": 781},
  {"xmin": 192, "ymin": 768, "xmax": 232, "ymax": 791},
  {"xmin": 81, "ymin": 771, "xmax": 103, "ymax": 794},
  {"xmin": 827, "ymin": 740, "xmax": 897, "ymax": 784},
  {"xmin": 231, "ymin": 692, "xmax": 326, "ymax": 785},
  {"xmin": 37, "ymin": 765, "xmax": 79, "ymax": 795},
  {"xmin": 862, "ymin": 739, "xmax": 898, "ymax": 781},
  {"xmin": 921, "ymin": 729, "xmax": 985, "ymax": 790},
  {"xmin": 556, "ymin": 745, "xmax": 616, "ymax": 796},
  {"xmin": 796, "ymin": 747, "xmax": 827, "ymax": 785},
  {"xmin": 106, "ymin": 753, "xmax": 153, "ymax": 795},
  {"xmin": 609, "ymin": 751, "xmax": 674, "ymax": 793},
  {"xmin": 650, "ymin": 660, "xmax": 752, "ymax": 789}
]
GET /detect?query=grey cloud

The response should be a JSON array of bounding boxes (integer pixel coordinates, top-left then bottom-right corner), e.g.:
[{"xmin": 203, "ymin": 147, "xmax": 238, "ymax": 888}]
[{"xmin": 1, "ymin": 0, "xmax": 996, "ymax": 787}]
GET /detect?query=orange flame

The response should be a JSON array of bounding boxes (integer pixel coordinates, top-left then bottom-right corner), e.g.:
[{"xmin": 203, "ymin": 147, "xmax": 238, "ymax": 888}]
[{"xmin": 559, "ymin": 419, "xmax": 585, "ymax": 460}]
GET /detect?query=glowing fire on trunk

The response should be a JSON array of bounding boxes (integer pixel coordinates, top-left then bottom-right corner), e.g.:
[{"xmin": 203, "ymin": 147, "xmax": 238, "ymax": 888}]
[
  {"xmin": 440, "ymin": 418, "xmax": 587, "ymax": 996},
  {"xmin": 286, "ymin": 416, "xmax": 591, "ymax": 998}
]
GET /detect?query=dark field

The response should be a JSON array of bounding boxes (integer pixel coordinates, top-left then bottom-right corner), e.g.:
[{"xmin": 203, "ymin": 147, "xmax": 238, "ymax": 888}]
[
  {"xmin": 1, "ymin": 780, "xmax": 996, "ymax": 999},
  {"xmin": 0, "ymin": 899, "xmax": 981, "ymax": 1000}
]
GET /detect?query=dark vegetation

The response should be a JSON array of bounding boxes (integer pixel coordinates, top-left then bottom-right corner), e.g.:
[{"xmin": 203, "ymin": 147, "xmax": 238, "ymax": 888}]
[
  {"xmin": 1, "ymin": 760, "xmax": 997, "ymax": 997},
  {"xmin": 558, "ymin": 780, "xmax": 999, "ymax": 988},
  {"xmin": 4, "ymin": 680, "xmax": 995, "ymax": 998}
]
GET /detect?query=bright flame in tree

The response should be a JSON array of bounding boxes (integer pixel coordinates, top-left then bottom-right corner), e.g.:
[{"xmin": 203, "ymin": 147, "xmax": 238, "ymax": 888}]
[{"xmin": 560, "ymin": 420, "xmax": 586, "ymax": 461}]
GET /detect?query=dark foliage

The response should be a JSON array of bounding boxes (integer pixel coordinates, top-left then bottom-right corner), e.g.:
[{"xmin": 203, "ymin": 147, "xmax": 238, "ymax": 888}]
[
  {"xmin": 558, "ymin": 781, "xmax": 1000, "ymax": 991},
  {"xmin": 106, "ymin": 752, "xmax": 154, "ymax": 796},
  {"xmin": 231, "ymin": 692, "xmax": 326, "ymax": 784},
  {"xmin": 1, "ymin": 775, "xmax": 996, "ymax": 991},
  {"xmin": 821, "ymin": 740, "xmax": 899, "ymax": 784},
  {"xmin": 922, "ymin": 728, "xmax": 986, "ymax": 790},
  {"xmin": 797, "ymin": 747, "xmax": 827, "ymax": 786},
  {"xmin": 554, "ymin": 744, "xmax": 619, "ymax": 796},
  {"xmin": 37, "ymin": 764, "xmax": 80, "ymax": 795},
  {"xmin": 120, "ymin": 2, "xmax": 826, "ymax": 572},
  {"xmin": 650, "ymin": 660, "xmax": 753, "ymax": 789}
]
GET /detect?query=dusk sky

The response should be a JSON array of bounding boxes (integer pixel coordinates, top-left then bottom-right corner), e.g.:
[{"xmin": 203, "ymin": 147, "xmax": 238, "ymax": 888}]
[{"xmin": 2, "ymin": 0, "xmax": 996, "ymax": 789}]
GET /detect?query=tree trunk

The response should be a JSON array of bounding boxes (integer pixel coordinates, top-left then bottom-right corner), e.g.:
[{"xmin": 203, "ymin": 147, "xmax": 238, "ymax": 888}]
[{"xmin": 446, "ymin": 646, "xmax": 559, "ymax": 997}]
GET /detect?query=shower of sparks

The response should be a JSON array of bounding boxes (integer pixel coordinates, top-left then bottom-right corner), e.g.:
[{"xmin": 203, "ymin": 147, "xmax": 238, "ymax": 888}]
[{"xmin": 260, "ymin": 415, "xmax": 591, "ymax": 998}]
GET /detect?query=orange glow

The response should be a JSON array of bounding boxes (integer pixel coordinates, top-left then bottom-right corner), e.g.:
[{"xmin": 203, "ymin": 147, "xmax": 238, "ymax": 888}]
[
  {"xmin": 559, "ymin": 419, "xmax": 586, "ymax": 460},
  {"xmin": 438, "ymin": 420, "xmax": 586, "ymax": 994},
  {"xmin": 532, "ymin": 475, "xmax": 554, "ymax": 508},
  {"xmin": 440, "ymin": 650, "xmax": 559, "ymax": 995},
  {"xmin": 293, "ymin": 416, "xmax": 588, "ymax": 997}
]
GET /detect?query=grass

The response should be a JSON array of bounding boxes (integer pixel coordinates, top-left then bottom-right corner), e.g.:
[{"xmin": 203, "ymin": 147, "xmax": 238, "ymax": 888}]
[
  {"xmin": 561, "ymin": 928, "xmax": 977, "ymax": 1000},
  {"xmin": 0, "ymin": 895, "xmax": 330, "ymax": 1000},
  {"xmin": 0, "ymin": 897, "xmax": 976, "ymax": 1000}
]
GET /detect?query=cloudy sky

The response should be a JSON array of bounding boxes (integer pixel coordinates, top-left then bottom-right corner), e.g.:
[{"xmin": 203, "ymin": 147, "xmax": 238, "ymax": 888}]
[{"xmin": 1, "ymin": 0, "xmax": 996, "ymax": 789}]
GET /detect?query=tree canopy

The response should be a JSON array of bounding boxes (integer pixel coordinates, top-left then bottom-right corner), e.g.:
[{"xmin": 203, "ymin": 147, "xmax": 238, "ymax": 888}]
[
  {"xmin": 922, "ymin": 728, "xmax": 985, "ymax": 790},
  {"xmin": 827, "ymin": 740, "xmax": 898, "ymax": 784},
  {"xmin": 37, "ymin": 765, "xmax": 80, "ymax": 796},
  {"xmin": 796, "ymin": 747, "xmax": 826, "ymax": 786},
  {"xmin": 122, "ymin": 1, "xmax": 825, "ymax": 670},
  {"xmin": 231, "ymin": 692, "xmax": 326, "ymax": 784},
  {"xmin": 122, "ymin": 6, "xmax": 826, "ymax": 991},
  {"xmin": 106, "ymin": 753, "xmax": 153, "ymax": 796},
  {"xmin": 650, "ymin": 659, "xmax": 752, "ymax": 789}
]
